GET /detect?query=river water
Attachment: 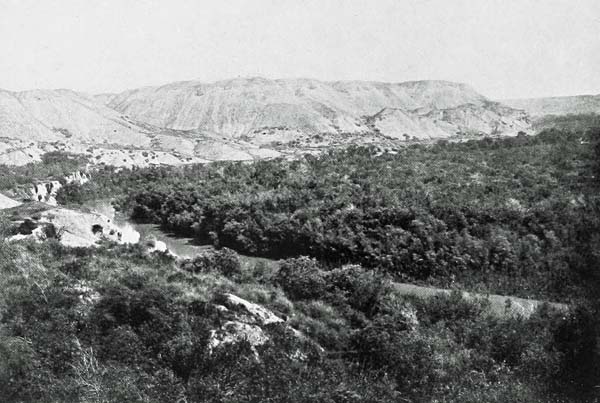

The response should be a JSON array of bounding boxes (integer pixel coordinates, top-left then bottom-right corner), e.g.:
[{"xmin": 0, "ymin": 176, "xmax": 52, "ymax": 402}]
[
  {"xmin": 82, "ymin": 199, "xmax": 211, "ymax": 258},
  {"xmin": 79, "ymin": 201, "xmax": 566, "ymax": 318}
]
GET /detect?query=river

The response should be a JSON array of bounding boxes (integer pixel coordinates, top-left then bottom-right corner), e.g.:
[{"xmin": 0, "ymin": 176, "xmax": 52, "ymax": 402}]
[
  {"xmin": 82, "ymin": 199, "xmax": 213, "ymax": 258},
  {"xmin": 79, "ymin": 200, "xmax": 568, "ymax": 318}
]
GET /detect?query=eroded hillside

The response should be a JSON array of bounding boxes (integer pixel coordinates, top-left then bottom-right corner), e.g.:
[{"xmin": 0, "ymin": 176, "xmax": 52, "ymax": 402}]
[{"xmin": 1, "ymin": 78, "xmax": 533, "ymax": 166}]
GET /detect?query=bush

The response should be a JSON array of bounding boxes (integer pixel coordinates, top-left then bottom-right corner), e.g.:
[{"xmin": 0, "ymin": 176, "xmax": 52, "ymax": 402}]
[
  {"xmin": 0, "ymin": 331, "xmax": 43, "ymax": 401},
  {"xmin": 326, "ymin": 264, "xmax": 389, "ymax": 315},
  {"xmin": 17, "ymin": 219, "xmax": 37, "ymax": 235},
  {"xmin": 182, "ymin": 248, "xmax": 242, "ymax": 278},
  {"xmin": 552, "ymin": 304, "xmax": 600, "ymax": 398},
  {"xmin": 274, "ymin": 256, "xmax": 326, "ymax": 300}
]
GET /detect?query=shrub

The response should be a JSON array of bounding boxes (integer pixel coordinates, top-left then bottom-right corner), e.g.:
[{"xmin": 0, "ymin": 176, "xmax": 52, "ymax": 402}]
[
  {"xmin": 0, "ymin": 332, "xmax": 43, "ymax": 401},
  {"xmin": 274, "ymin": 256, "xmax": 326, "ymax": 300},
  {"xmin": 326, "ymin": 264, "xmax": 389, "ymax": 315},
  {"xmin": 183, "ymin": 248, "xmax": 242, "ymax": 278},
  {"xmin": 42, "ymin": 223, "xmax": 63, "ymax": 240},
  {"xmin": 552, "ymin": 304, "xmax": 600, "ymax": 398},
  {"xmin": 17, "ymin": 218, "xmax": 37, "ymax": 235}
]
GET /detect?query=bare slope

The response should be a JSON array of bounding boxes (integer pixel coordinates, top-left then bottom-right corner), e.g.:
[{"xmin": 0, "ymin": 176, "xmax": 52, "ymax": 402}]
[
  {"xmin": 0, "ymin": 193, "xmax": 21, "ymax": 209},
  {"xmin": 366, "ymin": 102, "xmax": 529, "ymax": 140},
  {"xmin": 0, "ymin": 89, "xmax": 151, "ymax": 146},
  {"xmin": 0, "ymin": 88, "xmax": 265, "ymax": 165},
  {"xmin": 0, "ymin": 78, "xmax": 534, "ymax": 166},
  {"xmin": 106, "ymin": 77, "xmax": 523, "ymax": 139},
  {"xmin": 504, "ymin": 94, "xmax": 600, "ymax": 117}
]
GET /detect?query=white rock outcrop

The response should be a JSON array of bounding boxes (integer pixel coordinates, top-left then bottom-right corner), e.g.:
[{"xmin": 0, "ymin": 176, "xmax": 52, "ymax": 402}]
[
  {"xmin": 31, "ymin": 180, "xmax": 62, "ymax": 205},
  {"xmin": 146, "ymin": 238, "xmax": 171, "ymax": 254},
  {"xmin": 219, "ymin": 293, "xmax": 285, "ymax": 325},
  {"xmin": 8, "ymin": 208, "xmax": 140, "ymax": 247},
  {"xmin": 207, "ymin": 293, "xmax": 285, "ymax": 356},
  {"xmin": 208, "ymin": 321, "xmax": 270, "ymax": 354},
  {"xmin": 28, "ymin": 171, "xmax": 90, "ymax": 206},
  {"xmin": 65, "ymin": 170, "xmax": 91, "ymax": 185}
]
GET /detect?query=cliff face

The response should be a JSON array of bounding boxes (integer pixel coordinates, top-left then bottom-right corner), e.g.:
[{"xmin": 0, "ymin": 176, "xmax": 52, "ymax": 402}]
[
  {"xmin": 29, "ymin": 171, "xmax": 91, "ymax": 205},
  {"xmin": 8, "ymin": 207, "xmax": 140, "ymax": 247},
  {"xmin": 30, "ymin": 181, "xmax": 62, "ymax": 205}
]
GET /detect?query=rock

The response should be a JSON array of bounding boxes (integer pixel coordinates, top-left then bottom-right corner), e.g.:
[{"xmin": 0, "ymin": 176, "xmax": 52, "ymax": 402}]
[
  {"xmin": 65, "ymin": 170, "xmax": 90, "ymax": 185},
  {"xmin": 7, "ymin": 207, "xmax": 140, "ymax": 247},
  {"xmin": 217, "ymin": 293, "xmax": 284, "ymax": 325},
  {"xmin": 30, "ymin": 180, "xmax": 62, "ymax": 205},
  {"xmin": 147, "ymin": 238, "xmax": 168, "ymax": 253},
  {"xmin": 208, "ymin": 321, "xmax": 270, "ymax": 355},
  {"xmin": 206, "ymin": 293, "xmax": 317, "ymax": 359},
  {"xmin": 28, "ymin": 171, "xmax": 90, "ymax": 206}
]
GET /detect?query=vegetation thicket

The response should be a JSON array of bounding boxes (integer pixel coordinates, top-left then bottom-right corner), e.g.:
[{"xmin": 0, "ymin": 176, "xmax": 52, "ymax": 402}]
[
  {"xmin": 58, "ymin": 128, "xmax": 600, "ymax": 302},
  {"xmin": 1, "ymin": 123, "xmax": 599, "ymax": 402}
]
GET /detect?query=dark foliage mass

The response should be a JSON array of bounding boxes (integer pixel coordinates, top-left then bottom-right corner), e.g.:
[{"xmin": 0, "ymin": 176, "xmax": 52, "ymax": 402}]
[
  {"xmin": 1, "ymin": 124, "xmax": 599, "ymax": 402},
  {"xmin": 0, "ymin": 241, "xmax": 600, "ymax": 403},
  {"xmin": 60, "ymin": 128, "xmax": 600, "ymax": 301},
  {"xmin": 0, "ymin": 239, "xmax": 597, "ymax": 403}
]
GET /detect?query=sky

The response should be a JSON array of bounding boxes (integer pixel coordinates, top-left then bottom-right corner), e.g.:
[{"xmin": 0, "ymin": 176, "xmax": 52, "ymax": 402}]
[{"xmin": 0, "ymin": 0, "xmax": 599, "ymax": 99}]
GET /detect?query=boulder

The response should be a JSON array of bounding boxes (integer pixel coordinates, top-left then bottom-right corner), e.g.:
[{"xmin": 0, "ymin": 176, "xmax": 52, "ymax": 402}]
[
  {"xmin": 206, "ymin": 293, "xmax": 318, "ymax": 359},
  {"xmin": 216, "ymin": 293, "xmax": 284, "ymax": 325},
  {"xmin": 208, "ymin": 321, "xmax": 270, "ymax": 355},
  {"xmin": 147, "ymin": 238, "xmax": 169, "ymax": 254}
]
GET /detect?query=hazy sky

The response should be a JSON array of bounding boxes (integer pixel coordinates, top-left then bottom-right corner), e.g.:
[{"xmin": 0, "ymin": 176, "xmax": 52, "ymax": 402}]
[{"xmin": 1, "ymin": 0, "xmax": 599, "ymax": 99}]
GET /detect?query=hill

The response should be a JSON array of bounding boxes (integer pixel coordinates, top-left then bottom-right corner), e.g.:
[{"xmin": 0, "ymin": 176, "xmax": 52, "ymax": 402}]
[
  {"xmin": 105, "ymin": 77, "xmax": 528, "ymax": 140},
  {"xmin": 504, "ymin": 94, "xmax": 600, "ymax": 117},
  {"xmin": 366, "ymin": 101, "xmax": 530, "ymax": 140},
  {"xmin": 0, "ymin": 88, "xmax": 256, "ymax": 165},
  {"xmin": 0, "ymin": 88, "xmax": 151, "ymax": 145},
  {"xmin": 1, "ymin": 78, "xmax": 534, "ymax": 166}
]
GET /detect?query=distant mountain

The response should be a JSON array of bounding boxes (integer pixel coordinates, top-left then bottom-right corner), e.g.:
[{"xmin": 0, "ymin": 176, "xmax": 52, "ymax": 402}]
[
  {"xmin": 504, "ymin": 94, "xmax": 600, "ymax": 117},
  {"xmin": 0, "ymin": 88, "xmax": 256, "ymax": 166},
  {"xmin": 0, "ymin": 77, "xmax": 535, "ymax": 166},
  {"xmin": 105, "ymin": 77, "xmax": 521, "ymax": 140},
  {"xmin": 366, "ymin": 101, "xmax": 530, "ymax": 141},
  {"xmin": 0, "ymin": 89, "xmax": 151, "ymax": 145}
]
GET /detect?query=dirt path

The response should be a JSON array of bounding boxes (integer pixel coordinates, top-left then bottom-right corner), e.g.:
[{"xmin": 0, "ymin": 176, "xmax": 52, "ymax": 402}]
[
  {"xmin": 81, "ymin": 200, "xmax": 571, "ymax": 318},
  {"xmin": 393, "ymin": 282, "xmax": 569, "ymax": 318}
]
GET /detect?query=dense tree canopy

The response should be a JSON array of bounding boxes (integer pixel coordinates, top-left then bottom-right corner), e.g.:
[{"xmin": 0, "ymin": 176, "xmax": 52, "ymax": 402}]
[
  {"xmin": 59, "ymin": 128, "xmax": 600, "ymax": 301},
  {"xmin": 1, "ymin": 123, "xmax": 600, "ymax": 402}
]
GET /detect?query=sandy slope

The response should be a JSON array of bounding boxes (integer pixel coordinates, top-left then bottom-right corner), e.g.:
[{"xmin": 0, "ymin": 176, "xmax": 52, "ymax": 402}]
[
  {"xmin": 0, "ymin": 89, "xmax": 152, "ymax": 146},
  {"xmin": 0, "ymin": 78, "xmax": 534, "ymax": 166},
  {"xmin": 504, "ymin": 94, "xmax": 600, "ymax": 117},
  {"xmin": 105, "ymin": 77, "xmax": 526, "ymax": 139},
  {"xmin": 0, "ymin": 88, "xmax": 264, "ymax": 165},
  {"xmin": 0, "ymin": 193, "xmax": 21, "ymax": 209}
]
